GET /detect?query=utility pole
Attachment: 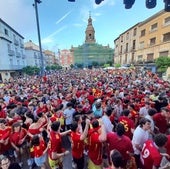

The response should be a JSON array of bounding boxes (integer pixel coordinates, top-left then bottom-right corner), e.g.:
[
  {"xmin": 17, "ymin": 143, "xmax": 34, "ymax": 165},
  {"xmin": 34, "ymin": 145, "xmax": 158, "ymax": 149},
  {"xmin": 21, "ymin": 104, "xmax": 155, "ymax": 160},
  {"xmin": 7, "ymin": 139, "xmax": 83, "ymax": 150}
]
[{"xmin": 34, "ymin": 0, "xmax": 44, "ymax": 76}]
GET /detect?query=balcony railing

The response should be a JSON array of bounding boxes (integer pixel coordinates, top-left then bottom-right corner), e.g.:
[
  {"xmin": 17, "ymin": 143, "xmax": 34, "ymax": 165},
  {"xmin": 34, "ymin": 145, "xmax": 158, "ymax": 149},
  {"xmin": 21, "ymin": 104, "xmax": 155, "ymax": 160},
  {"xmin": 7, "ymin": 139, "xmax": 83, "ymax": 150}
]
[
  {"xmin": 8, "ymin": 49, "xmax": 15, "ymax": 56},
  {"xmin": 16, "ymin": 52, "xmax": 21, "ymax": 58},
  {"xmin": 14, "ymin": 39, "xmax": 19, "ymax": 46},
  {"xmin": 22, "ymin": 55, "xmax": 26, "ymax": 59},
  {"xmin": 20, "ymin": 43, "xmax": 24, "ymax": 48},
  {"xmin": 0, "ymin": 33, "xmax": 12, "ymax": 42}
]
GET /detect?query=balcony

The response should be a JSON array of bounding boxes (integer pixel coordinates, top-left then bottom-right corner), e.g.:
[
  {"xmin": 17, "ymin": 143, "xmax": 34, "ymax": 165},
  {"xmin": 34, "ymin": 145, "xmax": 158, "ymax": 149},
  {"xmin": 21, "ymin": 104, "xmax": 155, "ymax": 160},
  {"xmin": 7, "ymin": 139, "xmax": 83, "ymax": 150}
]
[
  {"xmin": 0, "ymin": 33, "xmax": 12, "ymax": 42},
  {"xmin": 8, "ymin": 49, "xmax": 15, "ymax": 56},
  {"xmin": 22, "ymin": 54, "xmax": 26, "ymax": 59},
  {"xmin": 14, "ymin": 39, "xmax": 19, "ymax": 46},
  {"xmin": 20, "ymin": 43, "xmax": 24, "ymax": 48},
  {"xmin": 34, "ymin": 53, "xmax": 38, "ymax": 59},
  {"xmin": 16, "ymin": 52, "xmax": 21, "ymax": 58}
]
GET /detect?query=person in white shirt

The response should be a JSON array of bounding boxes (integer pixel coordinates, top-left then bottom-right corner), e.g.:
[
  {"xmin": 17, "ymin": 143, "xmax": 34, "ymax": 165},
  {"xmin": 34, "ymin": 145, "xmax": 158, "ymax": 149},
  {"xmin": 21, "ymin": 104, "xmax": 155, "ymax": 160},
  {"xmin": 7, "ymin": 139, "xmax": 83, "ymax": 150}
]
[
  {"xmin": 102, "ymin": 108, "xmax": 114, "ymax": 133},
  {"xmin": 64, "ymin": 102, "xmax": 75, "ymax": 130},
  {"xmin": 132, "ymin": 118, "xmax": 151, "ymax": 168}
]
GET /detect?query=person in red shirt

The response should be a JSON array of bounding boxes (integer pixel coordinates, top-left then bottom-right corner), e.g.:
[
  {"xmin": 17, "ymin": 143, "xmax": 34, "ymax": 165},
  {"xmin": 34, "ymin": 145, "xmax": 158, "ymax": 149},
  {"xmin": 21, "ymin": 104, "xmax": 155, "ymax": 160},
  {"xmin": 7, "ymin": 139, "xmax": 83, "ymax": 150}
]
[
  {"xmin": 165, "ymin": 134, "xmax": 170, "ymax": 157},
  {"xmin": 107, "ymin": 123, "xmax": 134, "ymax": 168},
  {"xmin": 0, "ymin": 105, "xmax": 6, "ymax": 118},
  {"xmin": 0, "ymin": 119, "xmax": 11, "ymax": 155},
  {"xmin": 118, "ymin": 109, "xmax": 135, "ymax": 139},
  {"xmin": 31, "ymin": 135, "xmax": 48, "ymax": 169},
  {"xmin": 128, "ymin": 104, "xmax": 139, "ymax": 127},
  {"xmin": 153, "ymin": 107, "xmax": 170, "ymax": 133},
  {"xmin": 36, "ymin": 101, "xmax": 48, "ymax": 115},
  {"xmin": 70, "ymin": 118, "xmax": 90, "ymax": 169},
  {"xmin": 88, "ymin": 119, "xmax": 106, "ymax": 169},
  {"xmin": 10, "ymin": 122, "xmax": 27, "ymax": 165},
  {"xmin": 141, "ymin": 133, "xmax": 168, "ymax": 169},
  {"xmin": 48, "ymin": 121, "xmax": 70, "ymax": 169}
]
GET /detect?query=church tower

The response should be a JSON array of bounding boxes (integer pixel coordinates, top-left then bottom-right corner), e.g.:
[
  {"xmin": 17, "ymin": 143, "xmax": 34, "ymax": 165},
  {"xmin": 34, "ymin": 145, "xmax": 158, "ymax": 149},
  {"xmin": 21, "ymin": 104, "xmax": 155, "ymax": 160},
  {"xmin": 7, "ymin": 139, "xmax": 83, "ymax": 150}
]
[{"xmin": 85, "ymin": 12, "xmax": 96, "ymax": 43}]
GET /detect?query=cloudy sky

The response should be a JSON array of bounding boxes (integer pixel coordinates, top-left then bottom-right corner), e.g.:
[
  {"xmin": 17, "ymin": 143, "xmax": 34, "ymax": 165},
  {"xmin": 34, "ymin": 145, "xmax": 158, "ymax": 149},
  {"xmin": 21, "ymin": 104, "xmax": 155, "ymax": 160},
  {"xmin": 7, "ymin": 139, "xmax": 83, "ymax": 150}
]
[{"xmin": 0, "ymin": 0, "xmax": 164, "ymax": 51}]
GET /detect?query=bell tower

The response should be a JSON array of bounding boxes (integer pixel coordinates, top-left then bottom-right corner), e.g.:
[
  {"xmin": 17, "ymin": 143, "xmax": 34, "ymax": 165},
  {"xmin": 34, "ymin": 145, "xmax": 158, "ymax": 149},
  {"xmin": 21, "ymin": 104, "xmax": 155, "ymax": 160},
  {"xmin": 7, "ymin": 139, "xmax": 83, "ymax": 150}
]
[{"xmin": 85, "ymin": 12, "xmax": 96, "ymax": 43}]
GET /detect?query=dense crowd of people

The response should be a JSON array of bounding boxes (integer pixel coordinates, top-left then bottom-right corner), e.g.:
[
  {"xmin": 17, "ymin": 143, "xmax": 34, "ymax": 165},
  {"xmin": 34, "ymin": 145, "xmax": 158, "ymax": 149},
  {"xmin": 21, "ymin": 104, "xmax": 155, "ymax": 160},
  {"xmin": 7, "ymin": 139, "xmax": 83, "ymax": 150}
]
[{"xmin": 0, "ymin": 67, "xmax": 170, "ymax": 169}]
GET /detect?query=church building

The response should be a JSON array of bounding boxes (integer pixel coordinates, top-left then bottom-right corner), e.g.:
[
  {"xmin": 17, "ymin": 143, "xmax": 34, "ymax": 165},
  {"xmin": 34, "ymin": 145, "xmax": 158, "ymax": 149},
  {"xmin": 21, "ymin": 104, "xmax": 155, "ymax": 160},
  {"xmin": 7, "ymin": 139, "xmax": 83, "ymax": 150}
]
[{"xmin": 71, "ymin": 13, "xmax": 114, "ymax": 68}]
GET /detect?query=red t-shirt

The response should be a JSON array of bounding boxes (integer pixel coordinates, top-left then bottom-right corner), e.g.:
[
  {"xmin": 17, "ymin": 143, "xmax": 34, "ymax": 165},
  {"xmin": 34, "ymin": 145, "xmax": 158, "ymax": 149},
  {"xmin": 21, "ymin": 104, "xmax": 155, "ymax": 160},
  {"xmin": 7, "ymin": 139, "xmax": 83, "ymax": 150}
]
[
  {"xmin": 0, "ymin": 110, "xmax": 6, "ymax": 118},
  {"xmin": 88, "ymin": 128, "xmax": 102, "ymax": 165},
  {"xmin": 28, "ymin": 127, "xmax": 41, "ymax": 136},
  {"xmin": 0, "ymin": 127, "xmax": 11, "ymax": 153},
  {"xmin": 119, "ymin": 116, "xmax": 135, "ymax": 139},
  {"xmin": 33, "ymin": 139, "xmax": 46, "ymax": 158},
  {"xmin": 36, "ymin": 106, "xmax": 48, "ymax": 115},
  {"xmin": 71, "ymin": 131, "xmax": 84, "ymax": 159},
  {"xmin": 153, "ymin": 113, "xmax": 167, "ymax": 133},
  {"xmin": 141, "ymin": 140, "xmax": 162, "ymax": 169},
  {"xmin": 10, "ymin": 128, "xmax": 27, "ymax": 146},
  {"xmin": 165, "ymin": 135, "xmax": 170, "ymax": 156},
  {"xmin": 48, "ymin": 131, "xmax": 62, "ymax": 160},
  {"xmin": 107, "ymin": 132, "xmax": 133, "ymax": 163}
]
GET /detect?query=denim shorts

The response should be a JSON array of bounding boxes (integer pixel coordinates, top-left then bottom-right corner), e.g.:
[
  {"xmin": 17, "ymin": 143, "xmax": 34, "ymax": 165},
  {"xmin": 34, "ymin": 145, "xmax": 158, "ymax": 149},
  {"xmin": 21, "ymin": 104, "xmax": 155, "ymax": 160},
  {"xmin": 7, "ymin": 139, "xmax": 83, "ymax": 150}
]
[{"xmin": 34, "ymin": 153, "xmax": 46, "ymax": 167}]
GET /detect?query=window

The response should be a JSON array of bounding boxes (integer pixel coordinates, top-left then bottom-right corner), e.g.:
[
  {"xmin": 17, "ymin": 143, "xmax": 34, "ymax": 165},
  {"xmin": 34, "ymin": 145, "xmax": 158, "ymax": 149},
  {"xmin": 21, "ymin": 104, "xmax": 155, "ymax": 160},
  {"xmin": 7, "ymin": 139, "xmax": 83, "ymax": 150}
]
[
  {"xmin": 121, "ymin": 36, "xmax": 123, "ymax": 42},
  {"xmin": 126, "ymin": 32, "xmax": 129, "ymax": 40},
  {"xmin": 141, "ymin": 29, "xmax": 145, "ymax": 37},
  {"xmin": 139, "ymin": 41, "xmax": 144, "ymax": 49},
  {"xmin": 133, "ymin": 28, "xmax": 137, "ymax": 36},
  {"xmin": 126, "ymin": 43, "xmax": 128, "ymax": 52},
  {"xmin": 120, "ymin": 46, "xmax": 123, "ymax": 54},
  {"xmin": 159, "ymin": 51, "xmax": 169, "ymax": 57},
  {"xmin": 164, "ymin": 16, "xmax": 170, "ymax": 26},
  {"xmin": 4, "ymin": 29, "xmax": 8, "ymax": 36},
  {"xmin": 125, "ymin": 54, "xmax": 127, "ymax": 63},
  {"xmin": 17, "ymin": 60, "xmax": 20, "ymax": 65},
  {"xmin": 131, "ymin": 53, "xmax": 134, "ymax": 62},
  {"xmin": 132, "ymin": 40, "xmax": 136, "ymax": 49},
  {"xmin": 147, "ymin": 53, "xmax": 154, "ymax": 61},
  {"xmin": 138, "ymin": 55, "xmax": 143, "ymax": 60},
  {"xmin": 150, "ymin": 37, "xmax": 156, "ymax": 46},
  {"xmin": 150, "ymin": 23, "xmax": 158, "ymax": 31},
  {"xmin": 163, "ymin": 32, "xmax": 170, "ymax": 42}
]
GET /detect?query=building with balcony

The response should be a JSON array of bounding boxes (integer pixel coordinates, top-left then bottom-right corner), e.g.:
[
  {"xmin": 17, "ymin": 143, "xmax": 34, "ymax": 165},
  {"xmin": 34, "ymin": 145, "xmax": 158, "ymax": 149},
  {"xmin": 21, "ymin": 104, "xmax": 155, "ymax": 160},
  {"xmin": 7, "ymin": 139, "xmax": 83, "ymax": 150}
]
[
  {"xmin": 114, "ymin": 10, "xmax": 170, "ymax": 71},
  {"xmin": 24, "ymin": 40, "xmax": 42, "ymax": 68},
  {"xmin": 0, "ymin": 18, "xmax": 26, "ymax": 81},
  {"xmin": 114, "ymin": 23, "xmax": 139, "ymax": 65},
  {"xmin": 59, "ymin": 49, "xmax": 74, "ymax": 69},
  {"xmin": 43, "ymin": 50, "xmax": 57, "ymax": 67}
]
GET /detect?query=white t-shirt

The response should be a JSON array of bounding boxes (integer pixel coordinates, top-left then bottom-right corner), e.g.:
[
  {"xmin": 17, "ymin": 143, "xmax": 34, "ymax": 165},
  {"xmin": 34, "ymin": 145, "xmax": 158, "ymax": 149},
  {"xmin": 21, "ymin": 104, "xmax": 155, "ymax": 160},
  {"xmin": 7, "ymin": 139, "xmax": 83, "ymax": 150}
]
[
  {"xmin": 63, "ymin": 108, "xmax": 75, "ymax": 125},
  {"xmin": 102, "ymin": 115, "xmax": 113, "ymax": 133},
  {"xmin": 132, "ymin": 126, "xmax": 149, "ymax": 155}
]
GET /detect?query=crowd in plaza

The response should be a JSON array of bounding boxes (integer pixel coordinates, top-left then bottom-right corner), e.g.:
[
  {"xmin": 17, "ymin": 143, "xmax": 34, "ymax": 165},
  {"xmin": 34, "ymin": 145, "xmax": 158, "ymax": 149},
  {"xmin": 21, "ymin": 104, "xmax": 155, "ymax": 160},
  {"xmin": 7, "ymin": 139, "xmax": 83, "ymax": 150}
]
[{"xmin": 0, "ymin": 67, "xmax": 170, "ymax": 169}]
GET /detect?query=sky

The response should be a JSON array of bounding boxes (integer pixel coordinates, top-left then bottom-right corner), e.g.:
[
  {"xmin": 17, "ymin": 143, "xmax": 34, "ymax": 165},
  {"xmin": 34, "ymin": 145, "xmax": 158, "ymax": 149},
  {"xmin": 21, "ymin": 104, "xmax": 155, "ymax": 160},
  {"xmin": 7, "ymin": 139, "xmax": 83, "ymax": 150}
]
[{"xmin": 0, "ymin": 0, "xmax": 165, "ymax": 52}]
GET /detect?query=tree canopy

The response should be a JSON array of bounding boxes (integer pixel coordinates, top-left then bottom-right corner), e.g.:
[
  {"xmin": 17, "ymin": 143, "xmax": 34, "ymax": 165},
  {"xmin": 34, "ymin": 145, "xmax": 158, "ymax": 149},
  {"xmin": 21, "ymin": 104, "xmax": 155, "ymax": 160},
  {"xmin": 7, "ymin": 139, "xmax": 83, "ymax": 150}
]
[{"xmin": 155, "ymin": 56, "xmax": 170, "ymax": 73}]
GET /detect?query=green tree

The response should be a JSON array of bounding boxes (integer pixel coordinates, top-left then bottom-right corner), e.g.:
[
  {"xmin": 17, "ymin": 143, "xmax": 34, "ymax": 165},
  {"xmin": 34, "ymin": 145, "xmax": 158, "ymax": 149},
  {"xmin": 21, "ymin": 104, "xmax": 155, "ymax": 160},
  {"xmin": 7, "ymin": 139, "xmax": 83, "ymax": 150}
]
[
  {"xmin": 22, "ymin": 66, "xmax": 40, "ymax": 75},
  {"xmin": 114, "ymin": 63, "xmax": 121, "ymax": 68},
  {"xmin": 46, "ymin": 65, "xmax": 51, "ymax": 71},
  {"xmin": 103, "ymin": 64, "xmax": 110, "ymax": 68},
  {"xmin": 155, "ymin": 56, "xmax": 170, "ymax": 73},
  {"xmin": 70, "ymin": 64, "xmax": 74, "ymax": 68}
]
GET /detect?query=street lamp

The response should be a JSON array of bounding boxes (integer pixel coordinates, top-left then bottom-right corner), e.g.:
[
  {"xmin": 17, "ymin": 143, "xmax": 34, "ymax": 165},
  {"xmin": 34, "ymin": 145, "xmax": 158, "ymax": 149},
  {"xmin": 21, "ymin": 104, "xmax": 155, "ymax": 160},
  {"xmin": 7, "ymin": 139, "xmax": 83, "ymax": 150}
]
[{"xmin": 33, "ymin": 0, "xmax": 44, "ymax": 76}]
